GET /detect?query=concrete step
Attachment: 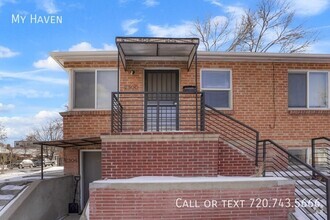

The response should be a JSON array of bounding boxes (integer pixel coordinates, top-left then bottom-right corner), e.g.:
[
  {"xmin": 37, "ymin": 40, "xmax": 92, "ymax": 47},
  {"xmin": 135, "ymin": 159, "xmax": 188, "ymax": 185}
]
[{"xmin": 60, "ymin": 214, "xmax": 81, "ymax": 220}]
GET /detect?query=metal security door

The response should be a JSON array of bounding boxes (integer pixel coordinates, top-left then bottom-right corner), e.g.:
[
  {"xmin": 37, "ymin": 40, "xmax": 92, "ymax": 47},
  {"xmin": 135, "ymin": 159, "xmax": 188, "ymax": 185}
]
[{"xmin": 145, "ymin": 70, "xmax": 179, "ymax": 131}]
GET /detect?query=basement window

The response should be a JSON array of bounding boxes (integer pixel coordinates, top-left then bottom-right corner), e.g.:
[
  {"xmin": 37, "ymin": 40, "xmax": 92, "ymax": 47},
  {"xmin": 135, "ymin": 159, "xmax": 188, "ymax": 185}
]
[
  {"xmin": 288, "ymin": 71, "xmax": 329, "ymax": 109},
  {"xmin": 288, "ymin": 148, "xmax": 307, "ymax": 164},
  {"xmin": 201, "ymin": 69, "xmax": 232, "ymax": 109},
  {"xmin": 73, "ymin": 70, "xmax": 117, "ymax": 109}
]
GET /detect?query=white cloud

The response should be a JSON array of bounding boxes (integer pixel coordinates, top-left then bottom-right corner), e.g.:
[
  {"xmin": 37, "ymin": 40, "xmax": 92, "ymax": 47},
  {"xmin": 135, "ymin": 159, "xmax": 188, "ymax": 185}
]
[
  {"xmin": 122, "ymin": 19, "xmax": 142, "ymax": 35},
  {"xmin": 0, "ymin": 86, "xmax": 62, "ymax": 98},
  {"xmin": 69, "ymin": 42, "xmax": 97, "ymax": 51},
  {"xmin": 148, "ymin": 21, "xmax": 194, "ymax": 38},
  {"xmin": 143, "ymin": 0, "xmax": 159, "ymax": 7},
  {"xmin": 68, "ymin": 42, "xmax": 117, "ymax": 51},
  {"xmin": 225, "ymin": 5, "xmax": 245, "ymax": 21},
  {"xmin": 0, "ymin": 69, "xmax": 67, "ymax": 85},
  {"xmin": 0, "ymin": 0, "xmax": 16, "ymax": 8},
  {"xmin": 306, "ymin": 40, "xmax": 330, "ymax": 53},
  {"xmin": 0, "ymin": 110, "xmax": 61, "ymax": 144},
  {"xmin": 103, "ymin": 43, "xmax": 117, "ymax": 50},
  {"xmin": 291, "ymin": 0, "xmax": 329, "ymax": 16},
  {"xmin": 205, "ymin": 0, "xmax": 222, "ymax": 7},
  {"xmin": 33, "ymin": 56, "xmax": 61, "ymax": 71},
  {"xmin": 210, "ymin": 15, "xmax": 228, "ymax": 25},
  {"xmin": 0, "ymin": 103, "xmax": 15, "ymax": 112},
  {"xmin": 0, "ymin": 45, "xmax": 19, "ymax": 58},
  {"xmin": 36, "ymin": 0, "xmax": 59, "ymax": 14}
]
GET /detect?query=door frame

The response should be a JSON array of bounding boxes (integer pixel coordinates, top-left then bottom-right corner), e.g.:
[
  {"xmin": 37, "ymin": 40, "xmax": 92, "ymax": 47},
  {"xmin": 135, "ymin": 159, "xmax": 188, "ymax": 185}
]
[
  {"xmin": 144, "ymin": 69, "xmax": 180, "ymax": 131},
  {"xmin": 79, "ymin": 149, "xmax": 102, "ymax": 208}
]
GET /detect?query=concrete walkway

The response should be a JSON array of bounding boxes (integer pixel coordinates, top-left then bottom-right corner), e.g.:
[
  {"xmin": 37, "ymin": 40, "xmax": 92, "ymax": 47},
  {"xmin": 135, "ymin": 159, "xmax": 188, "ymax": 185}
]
[{"xmin": 61, "ymin": 214, "xmax": 80, "ymax": 220}]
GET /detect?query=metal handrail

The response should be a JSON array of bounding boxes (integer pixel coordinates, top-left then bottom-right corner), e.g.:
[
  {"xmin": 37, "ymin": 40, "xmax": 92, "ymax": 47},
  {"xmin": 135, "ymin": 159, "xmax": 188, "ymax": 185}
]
[
  {"xmin": 111, "ymin": 91, "xmax": 204, "ymax": 133},
  {"xmin": 205, "ymin": 104, "xmax": 260, "ymax": 166},
  {"xmin": 205, "ymin": 105, "xmax": 259, "ymax": 133},
  {"xmin": 312, "ymin": 137, "xmax": 330, "ymax": 171},
  {"xmin": 261, "ymin": 139, "xmax": 330, "ymax": 220}
]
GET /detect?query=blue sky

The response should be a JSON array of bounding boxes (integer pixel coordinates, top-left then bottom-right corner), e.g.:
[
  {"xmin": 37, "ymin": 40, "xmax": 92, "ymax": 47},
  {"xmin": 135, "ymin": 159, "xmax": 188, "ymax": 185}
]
[{"xmin": 1, "ymin": 0, "xmax": 330, "ymax": 145}]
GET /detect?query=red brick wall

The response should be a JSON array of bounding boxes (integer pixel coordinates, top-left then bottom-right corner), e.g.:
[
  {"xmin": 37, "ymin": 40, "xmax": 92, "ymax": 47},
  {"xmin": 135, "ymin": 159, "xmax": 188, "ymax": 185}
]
[
  {"xmin": 63, "ymin": 60, "xmax": 330, "ymax": 147},
  {"xmin": 60, "ymin": 111, "xmax": 107, "ymax": 175},
  {"xmin": 196, "ymin": 61, "xmax": 330, "ymax": 146},
  {"xmin": 218, "ymin": 141, "xmax": 256, "ymax": 176},
  {"xmin": 101, "ymin": 132, "xmax": 219, "ymax": 179},
  {"xmin": 61, "ymin": 59, "xmax": 330, "ymax": 176},
  {"xmin": 60, "ymin": 111, "xmax": 110, "ymax": 139},
  {"xmin": 89, "ymin": 180, "xmax": 295, "ymax": 219}
]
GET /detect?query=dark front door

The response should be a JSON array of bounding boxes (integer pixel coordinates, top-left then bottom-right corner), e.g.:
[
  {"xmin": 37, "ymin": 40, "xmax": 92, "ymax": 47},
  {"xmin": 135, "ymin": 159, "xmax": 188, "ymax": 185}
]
[
  {"xmin": 82, "ymin": 151, "xmax": 101, "ymax": 208},
  {"xmin": 145, "ymin": 70, "xmax": 179, "ymax": 131}
]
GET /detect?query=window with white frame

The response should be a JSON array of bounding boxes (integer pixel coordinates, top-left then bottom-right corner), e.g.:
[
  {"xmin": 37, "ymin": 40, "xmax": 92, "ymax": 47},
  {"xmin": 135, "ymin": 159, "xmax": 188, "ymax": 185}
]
[
  {"xmin": 73, "ymin": 70, "xmax": 117, "ymax": 109},
  {"xmin": 288, "ymin": 71, "xmax": 329, "ymax": 108},
  {"xmin": 201, "ymin": 69, "xmax": 231, "ymax": 108}
]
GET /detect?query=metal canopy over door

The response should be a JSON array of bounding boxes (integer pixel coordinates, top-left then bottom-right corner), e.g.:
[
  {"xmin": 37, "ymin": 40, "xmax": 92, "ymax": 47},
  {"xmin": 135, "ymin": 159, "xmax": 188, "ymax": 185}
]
[{"xmin": 145, "ymin": 70, "xmax": 179, "ymax": 131}]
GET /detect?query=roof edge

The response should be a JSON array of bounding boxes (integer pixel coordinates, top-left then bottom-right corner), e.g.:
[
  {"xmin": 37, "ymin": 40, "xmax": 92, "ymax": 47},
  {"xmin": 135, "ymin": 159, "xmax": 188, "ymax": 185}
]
[{"xmin": 50, "ymin": 51, "xmax": 330, "ymax": 71}]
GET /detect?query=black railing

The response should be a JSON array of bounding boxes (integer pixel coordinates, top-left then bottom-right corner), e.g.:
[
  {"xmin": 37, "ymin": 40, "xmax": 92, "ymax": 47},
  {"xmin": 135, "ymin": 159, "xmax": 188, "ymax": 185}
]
[
  {"xmin": 111, "ymin": 92, "xmax": 205, "ymax": 133},
  {"xmin": 260, "ymin": 139, "xmax": 330, "ymax": 220},
  {"xmin": 204, "ymin": 105, "xmax": 260, "ymax": 165},
  {"xmin": 312, "ymin": 137, "xmax": 330, "ymax": 174},
  {"xmin": 111, "ymin": 94, "xmax": 123, "ymax": 133}
]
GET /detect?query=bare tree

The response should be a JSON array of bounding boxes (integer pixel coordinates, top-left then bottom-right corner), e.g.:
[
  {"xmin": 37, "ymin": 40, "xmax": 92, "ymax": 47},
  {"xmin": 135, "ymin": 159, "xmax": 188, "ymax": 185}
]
[
  {"xmin": 0, "ymin": 122, "xmax": 7, "ymax": 144},
  {"xmin": 192, "ymin": 15, "xmax": 231, "ymax": 51},
  {"xmin": 0, "ymin": 125, "xmax": 8, "ymax": 173},
  {"xmin": 193, "ymin": 0, "xmax": 317, "ymax": 53},
  {"xmin": 26, "ymin": 118, "xmax": 63, "ymax": 160}
]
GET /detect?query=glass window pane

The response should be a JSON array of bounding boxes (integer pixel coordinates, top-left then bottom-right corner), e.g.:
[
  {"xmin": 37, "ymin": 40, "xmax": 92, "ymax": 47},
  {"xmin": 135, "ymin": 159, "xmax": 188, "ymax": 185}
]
[
  {"xmin": 74, "ymin": 72, "xmax": 95, "ymax": 108},
  {"xmin": 97, "ymin": 70, "xmax": 117, "ymax": 109},
  {"xmin": 288, "ymin": 73, "xmax": 307, "ymax": 108},
  {"xmin": 288, "ymin": 149, "xmax": 307, "ymax": 164},
  {"xmin": 202, "ymin": 70, "xmax": 230, "ymax": 89},
  {"xmin": 309, "ymin": 72, "xmax": 328, "ymax": 108},
  {"xmin": 204, "ymin": 90, "xmax": 229, "ymax": 108}
]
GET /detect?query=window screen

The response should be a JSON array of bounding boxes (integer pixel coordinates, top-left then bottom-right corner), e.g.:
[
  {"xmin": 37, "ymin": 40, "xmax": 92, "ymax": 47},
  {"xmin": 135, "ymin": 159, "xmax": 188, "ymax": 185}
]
[
  {"xmin": 97, "ymin": 70, "xmax": 117, "ymax": 109},
  {"xmin": 201, "ymin": 70, "xmax": 231, "ymax": 108},
  {"xmin": 288, "ymin": 73, "xmax": 307, "ymax": 108},
  {"xmin": 74, "ymin": 72, "xmax": 95, "ymax": 108},
  {"xmin": 309, "ymin": 72, "xmax": 328, "ymax": 108}
]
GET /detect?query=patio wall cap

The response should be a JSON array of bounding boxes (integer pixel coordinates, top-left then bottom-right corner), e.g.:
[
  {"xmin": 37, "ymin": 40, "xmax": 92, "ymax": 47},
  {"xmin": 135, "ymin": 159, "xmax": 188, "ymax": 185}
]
[{"xmin": 90, "ymin": 176, "xmax": 295, "ymax": 191}]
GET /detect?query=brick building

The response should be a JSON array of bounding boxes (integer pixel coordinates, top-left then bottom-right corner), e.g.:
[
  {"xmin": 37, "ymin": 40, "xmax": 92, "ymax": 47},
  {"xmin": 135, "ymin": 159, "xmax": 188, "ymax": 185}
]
[{"xmin": 42, "ymin": 37, "xmax": 330, "ymax": 219}]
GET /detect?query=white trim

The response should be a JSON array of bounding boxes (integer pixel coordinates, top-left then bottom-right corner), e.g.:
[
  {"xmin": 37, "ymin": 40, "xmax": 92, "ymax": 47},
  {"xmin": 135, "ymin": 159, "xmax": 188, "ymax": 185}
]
[
  {"xmin": 288, "ymin": 71, "xmax": 330, "ymax": 109},
  {"xmin": 200, "ymin": 68, "xmax": 233, "ymax": 110},
  {"xmin": 51, "ymin": 51, "xmax": 330, "ymax": 72},
  {"xmin": 71, "ymin": 69, "xmax": 118, "ymax": 111},
  {"xmin": 79, "ymin": 149, "xmax": 102, "ymax": 209},
  {"xmin": 69, "ymin": 69, "xmax": 74, "ymax": 110}
]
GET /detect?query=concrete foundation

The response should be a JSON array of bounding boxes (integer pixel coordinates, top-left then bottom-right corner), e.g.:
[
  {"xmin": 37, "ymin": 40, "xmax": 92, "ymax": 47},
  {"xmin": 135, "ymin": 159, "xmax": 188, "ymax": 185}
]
[{"xmin": 1, "ymin": 176, "xmax": 74, "ymax": 220}]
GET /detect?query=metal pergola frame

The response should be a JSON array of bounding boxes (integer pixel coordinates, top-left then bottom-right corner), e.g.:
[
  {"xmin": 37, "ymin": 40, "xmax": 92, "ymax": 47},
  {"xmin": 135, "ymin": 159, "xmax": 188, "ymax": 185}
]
[
  {"xmin": 34, "ymin": 137, "xmax": 101, "ymax": 180},
  {"xmin": 115, "ymin": 37, "xmax": 200, "ymax": 128},
  {"xmin": 115, "ymin": 36, "xmax": 199, "ymax": 71}
]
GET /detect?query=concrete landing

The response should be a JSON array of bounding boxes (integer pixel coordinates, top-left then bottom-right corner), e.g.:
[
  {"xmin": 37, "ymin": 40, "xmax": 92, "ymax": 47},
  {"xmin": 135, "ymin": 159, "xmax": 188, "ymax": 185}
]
[{"xmin": 61, "ymin": 214, "xmax": 80, "ymax": 220}]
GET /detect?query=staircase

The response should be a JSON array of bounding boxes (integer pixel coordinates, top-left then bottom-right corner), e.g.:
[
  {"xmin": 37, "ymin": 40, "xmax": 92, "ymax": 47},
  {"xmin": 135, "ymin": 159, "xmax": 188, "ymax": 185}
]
[
  {"xmin": 0, "ymin": 181, "xmax": 30, "ymax": 211},
  {"xmin": 260, "ymin": 140, "xmax": 329, "ymax": 220},
  {"xmin": 204, "ymin": 105, "xmax": 260, "ymax": 174},
  {"xmin": 204, "ymin": 105, "xmax": 329, "ymax": 219}
]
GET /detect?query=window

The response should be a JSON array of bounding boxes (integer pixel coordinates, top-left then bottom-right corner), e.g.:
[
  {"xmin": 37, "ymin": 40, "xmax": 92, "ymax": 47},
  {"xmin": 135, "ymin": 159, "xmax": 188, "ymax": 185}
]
[
  {"xmin": 288, "ymin": 71, "xmax": 329, "ymax": 108},
  {"xmin": 201, "ymin": 69, "xmax": 231, "ymax": 108},
  {"xmin": 288, "ymin": 148, "xmax": 307, "ymax": 164},
  {"xmin": 74, "ymin": 70, "xmax": 117, "ymax": 109}
]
